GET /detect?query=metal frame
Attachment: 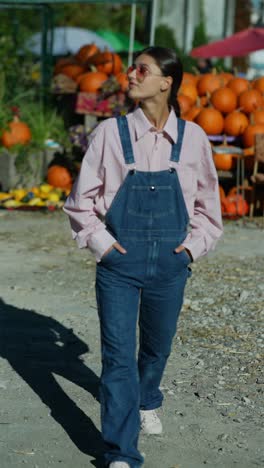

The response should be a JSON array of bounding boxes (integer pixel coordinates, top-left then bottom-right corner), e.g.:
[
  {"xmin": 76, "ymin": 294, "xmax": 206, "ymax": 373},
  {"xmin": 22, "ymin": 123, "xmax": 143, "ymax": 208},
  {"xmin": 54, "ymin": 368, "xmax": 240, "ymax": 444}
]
[{"xmin": 0, "ymin": 0, "xmax": 150, "ymax": 3}]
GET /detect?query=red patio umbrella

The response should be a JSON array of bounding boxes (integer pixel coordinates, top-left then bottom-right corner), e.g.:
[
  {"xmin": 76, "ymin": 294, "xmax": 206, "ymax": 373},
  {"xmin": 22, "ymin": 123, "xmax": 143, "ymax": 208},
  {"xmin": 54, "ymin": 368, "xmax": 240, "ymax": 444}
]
[{"xmin": 190, "ymin": 27, "xmax": 264, "ymax": 58}]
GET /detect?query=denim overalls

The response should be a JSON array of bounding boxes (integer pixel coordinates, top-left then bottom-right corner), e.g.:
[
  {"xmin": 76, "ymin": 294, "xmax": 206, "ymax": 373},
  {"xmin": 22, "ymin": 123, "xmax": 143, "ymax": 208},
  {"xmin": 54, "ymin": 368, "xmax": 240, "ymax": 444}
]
[{"xmin": 96, "ymin": 116, "xmax": 192, "ymax": 467}]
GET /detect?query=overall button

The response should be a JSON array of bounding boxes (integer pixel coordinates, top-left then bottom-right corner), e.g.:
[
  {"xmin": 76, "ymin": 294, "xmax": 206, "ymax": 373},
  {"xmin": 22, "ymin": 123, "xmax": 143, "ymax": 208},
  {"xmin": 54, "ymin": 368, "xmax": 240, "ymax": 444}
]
[{"xmin": 149, "ymin": 186, "xmax": 156, "ymax": 191}]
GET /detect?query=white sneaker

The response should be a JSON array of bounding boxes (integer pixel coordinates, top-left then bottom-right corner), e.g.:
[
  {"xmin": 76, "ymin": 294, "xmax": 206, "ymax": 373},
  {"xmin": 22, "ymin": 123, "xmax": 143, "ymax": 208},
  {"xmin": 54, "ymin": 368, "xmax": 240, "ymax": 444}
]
[
  {"xmin": 109, "ymin": 462, "xmax": 130, "ymax": 468},
  {"xmin": 140, "ymin": 409, "xmax": 163, "ymax": 434}
]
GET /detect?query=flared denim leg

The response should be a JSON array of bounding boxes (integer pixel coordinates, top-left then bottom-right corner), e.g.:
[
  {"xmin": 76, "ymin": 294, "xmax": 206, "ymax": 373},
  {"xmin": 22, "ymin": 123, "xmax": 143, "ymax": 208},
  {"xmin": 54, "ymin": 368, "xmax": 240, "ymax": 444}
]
[
  {"xmin": 96, "ymin": 264, "xmax": 144, "ymax": 468},
  {"xmin": 138, "ymin": 269, "xmax": 188, "ymax": 410}
]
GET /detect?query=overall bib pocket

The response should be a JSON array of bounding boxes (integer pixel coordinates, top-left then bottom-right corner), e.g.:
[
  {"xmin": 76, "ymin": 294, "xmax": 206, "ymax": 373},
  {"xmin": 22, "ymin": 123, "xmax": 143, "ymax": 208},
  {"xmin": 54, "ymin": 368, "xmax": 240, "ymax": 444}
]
[{"xmin": 127, "ymin": 185, "xmax": 175, "ymax": 218}]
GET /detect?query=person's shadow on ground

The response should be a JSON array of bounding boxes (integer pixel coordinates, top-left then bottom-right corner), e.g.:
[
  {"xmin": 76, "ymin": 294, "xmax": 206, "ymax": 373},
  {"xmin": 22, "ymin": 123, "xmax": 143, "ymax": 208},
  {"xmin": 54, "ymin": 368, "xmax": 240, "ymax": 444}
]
[{"xmin": 0, "ymin": 298, "xmax": 104, "ymax": 467}]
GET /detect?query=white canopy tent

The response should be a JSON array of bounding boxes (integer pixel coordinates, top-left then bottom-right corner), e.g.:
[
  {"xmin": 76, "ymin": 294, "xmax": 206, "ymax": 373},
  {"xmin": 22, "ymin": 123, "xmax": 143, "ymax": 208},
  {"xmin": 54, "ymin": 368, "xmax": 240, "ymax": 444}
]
[{"xmin": 26, "ymin": 27, "xmax": 115, "ymax": 56}]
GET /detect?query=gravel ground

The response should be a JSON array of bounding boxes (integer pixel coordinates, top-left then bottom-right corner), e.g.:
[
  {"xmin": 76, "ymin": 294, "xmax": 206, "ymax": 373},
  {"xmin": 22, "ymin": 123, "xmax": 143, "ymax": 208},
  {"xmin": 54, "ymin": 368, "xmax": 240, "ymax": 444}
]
[{"xmin": 0, "ymin": 210, "xmax": 263, "ymax": 468}]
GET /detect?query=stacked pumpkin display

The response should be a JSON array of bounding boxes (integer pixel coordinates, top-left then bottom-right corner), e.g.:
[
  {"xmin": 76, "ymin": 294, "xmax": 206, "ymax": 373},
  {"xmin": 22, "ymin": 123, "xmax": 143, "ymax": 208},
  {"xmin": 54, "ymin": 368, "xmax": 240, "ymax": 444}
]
[
  {"xmin": 179, "ymin": 71, "xmax": 264, "ymax": 158},
  {"xmin": 178, "ymin": 71, "xmax": 264, "ymax": 218},
  {"xmin": 52, "ymin": 43, "xmax": 128, "ymax": 114},
  {"xmin": 0, "ymin": 106, "xmax": 73, "ymax": 208},
  {"xmin": 218, "ymin": 184, "xmax": 249, "ymax": 219}
]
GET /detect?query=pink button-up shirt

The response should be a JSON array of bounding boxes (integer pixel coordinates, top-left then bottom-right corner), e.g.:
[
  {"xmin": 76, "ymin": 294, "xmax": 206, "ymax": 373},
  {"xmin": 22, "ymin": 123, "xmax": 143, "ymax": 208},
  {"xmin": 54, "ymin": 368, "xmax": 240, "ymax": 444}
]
[{"xmin": 63, "ymin": 107, "xmax": 223, "ymax": 262}]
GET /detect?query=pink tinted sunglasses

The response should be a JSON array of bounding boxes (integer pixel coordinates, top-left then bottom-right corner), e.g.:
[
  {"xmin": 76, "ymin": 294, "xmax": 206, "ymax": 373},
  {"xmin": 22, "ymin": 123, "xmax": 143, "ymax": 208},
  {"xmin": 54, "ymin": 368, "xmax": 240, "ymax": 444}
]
[{"xmin": 127, "ymin": 63, "xmax": 163, "ymax": 82}]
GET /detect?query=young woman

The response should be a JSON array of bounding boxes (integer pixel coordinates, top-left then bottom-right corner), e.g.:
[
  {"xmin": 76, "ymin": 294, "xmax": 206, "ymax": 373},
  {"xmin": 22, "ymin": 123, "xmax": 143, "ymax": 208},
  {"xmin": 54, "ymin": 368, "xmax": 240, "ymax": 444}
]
[{"xmin": 63, "ymin": 46, "xmax": 223, "ymax": 468}]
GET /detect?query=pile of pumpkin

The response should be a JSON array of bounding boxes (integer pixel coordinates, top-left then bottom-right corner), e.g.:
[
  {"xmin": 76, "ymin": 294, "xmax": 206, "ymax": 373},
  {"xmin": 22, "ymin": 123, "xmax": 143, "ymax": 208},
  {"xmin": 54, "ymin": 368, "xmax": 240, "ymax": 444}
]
[
  {"xmin": 0, "ymin": 165, "xmax": 72, "ymax": 210},
  {"xmin": 177, "ymin": 70, "xmax": 264, "ymax": 218},
  {"xmin": 178, "ymin": 71, "xmax": 264, "ymax": 170},
  {"xmin": 52, "ymin": 43, "xmax": 129, "ymax": 98},
  {"xmin": 0, "ymin": 113, "xmax": 73, "ymax": 211},
  {"xmin": 218, "ymin": 185, "xmax": 249, "ymax": 218}
]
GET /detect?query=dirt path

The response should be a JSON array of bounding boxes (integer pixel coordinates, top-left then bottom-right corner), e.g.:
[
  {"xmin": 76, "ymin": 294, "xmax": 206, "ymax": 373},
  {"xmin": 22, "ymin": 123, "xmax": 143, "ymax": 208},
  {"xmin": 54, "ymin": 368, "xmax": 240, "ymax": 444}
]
[{"xmin": 0, "ymin": 210, "xmax": 263, "ymax": 468}]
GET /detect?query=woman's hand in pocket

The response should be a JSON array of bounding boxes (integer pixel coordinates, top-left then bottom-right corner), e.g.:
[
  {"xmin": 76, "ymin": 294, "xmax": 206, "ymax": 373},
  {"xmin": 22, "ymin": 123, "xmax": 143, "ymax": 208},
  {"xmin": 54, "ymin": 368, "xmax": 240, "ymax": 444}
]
[
  {"xmin": 174, "ymin": 245, "xmax": 193, "ymax": 262},
  {"xmin": 102, "ymin": 242, "xmax": 127, "ymax": 258}
]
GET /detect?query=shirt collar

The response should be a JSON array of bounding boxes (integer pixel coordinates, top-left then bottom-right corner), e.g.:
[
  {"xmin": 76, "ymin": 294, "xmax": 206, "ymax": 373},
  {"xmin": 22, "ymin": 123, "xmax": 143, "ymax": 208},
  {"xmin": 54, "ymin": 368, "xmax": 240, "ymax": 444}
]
[{"xmin": 133, "ymin": 107, "xmax": 178, "ymax": 143}]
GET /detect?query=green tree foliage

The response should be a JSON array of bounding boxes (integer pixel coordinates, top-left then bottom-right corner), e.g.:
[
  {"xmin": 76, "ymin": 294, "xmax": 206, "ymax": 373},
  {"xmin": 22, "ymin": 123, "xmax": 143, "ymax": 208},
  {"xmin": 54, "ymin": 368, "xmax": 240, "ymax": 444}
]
[
  {"xmin": 53, "ymin": 4, "xmax": 146, "ymax": 38},
  {"xmin": 154, "ymin": 24, "xmax": 177, "ymax": 49},
  {"xmin": 0, "ymin": 11, "xmax": 41, "ymax": 100},
  {"xmin": 192, "ymin": 0, "xmax": 209, "ymax": 48},
  {"xmin": 54, "ymin": 4, "xmax": 110, "ymax": 30}
]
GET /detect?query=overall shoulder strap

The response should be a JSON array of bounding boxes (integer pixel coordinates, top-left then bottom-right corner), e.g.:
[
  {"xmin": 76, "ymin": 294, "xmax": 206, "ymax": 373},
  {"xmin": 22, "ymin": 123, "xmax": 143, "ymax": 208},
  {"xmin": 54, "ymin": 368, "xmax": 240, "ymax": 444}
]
[
  {"xmin": 170, "ymin": 118, "xmax": 186, "ymax": 163},
  {"xmin": 116, "ymin": 116, "xmax": 135, "ymax": 165}
]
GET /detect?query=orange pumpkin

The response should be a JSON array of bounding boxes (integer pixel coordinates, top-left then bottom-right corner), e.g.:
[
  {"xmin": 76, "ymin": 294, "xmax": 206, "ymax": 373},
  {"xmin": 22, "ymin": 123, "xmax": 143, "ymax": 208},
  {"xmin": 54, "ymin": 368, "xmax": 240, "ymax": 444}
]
[
  {"xmin": 242, "ymin": 123, "xmax": 264, "ymax": 147},
  {"xmin": 116, "ymin": 72, "xmax": 129, "ymax": 92},
  {"xmin": 222, "ymin": 194, "xmax": 249, "ymax": 217},
  {"xmin": 253, "ymin": 76, "xmax": 264, "ymax": 94},
  {"xmin": 179, "ymin": 83, "xmax": 198, "ymax": 104},
  {"xmin": 195, "ymin": 108, "xmax": 224, "ymax": 135},
  {"xmin": 78, "ymin": 71, "xmax": 108, "ymax": 93},
  {"xmin": 1, "ymin": 116, "xmax": 31, "ymax": 148},
  {"xmin": 75, "ymin": 72, "xmax": 88, "ymax": 85},
  {"xmin": 75, "ymin": 43, "xmax": 99, "ymax": 65},
  {"xmin": 54, "ymin": 57, "xmax": 77, "ymax": 75},
  {"xmin": 181, "ymin": 97, "xmax": 204, "ymax": 122},
  {"xmin": 237, "ymin": 198, "xmax": 248, "ymax": 216},
  {"xmin": 182, "ymin": 72, "xmax": 199, "ymax": 86},
  {"xmin": 222, "ymin": 200, "xmax": 237, "ymax": 218},
  {"xmin": 47, "ymin": 165, "xmax": 72, "ymax": 189},
  {"xmin": 92, "ymin": 52, "xmax": 123, "ymax": 75},
  {"xmin": 178, "ymin": 94, "xmax": 193, "ymax": 115},
  {"xmin": 218, "ymin": 72, "xmax": 234, "ymax": 86},
  {"xmin": 213, "ymin": 152, "xmax": 234, "ymax": 171},
  {"xmin": 250, "ymin": 109, "xmax": 264, "ymax": 125},
  {"xmin": 224, "ymin": 110, "xmax": 249, "ymax": 136},
  {"xmin": 197, "ymin": 73, "xmax": 222, "ymax": 96},
  {"xmin": 238, "ymin": 89, "xmax": 263, "ymax": 114},
  {"xmin": 182, "ymin": 104, "xmax": 202, "ymax": 122},
  {"xmin": 211, "ymin": 87, "xmax": 237, "ymax": 114},
  {"xmin": 60, "ymin": 64, "xmax": 85, "ymax": 81},
  {"xmin": 227, "ymin": 77, "xmax": 249, "ymax": 96}
]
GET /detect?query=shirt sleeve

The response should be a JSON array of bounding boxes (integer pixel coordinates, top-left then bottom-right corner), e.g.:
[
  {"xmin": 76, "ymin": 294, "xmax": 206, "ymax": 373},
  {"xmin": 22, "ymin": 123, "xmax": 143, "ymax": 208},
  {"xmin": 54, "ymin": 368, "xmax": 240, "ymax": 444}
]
[
  {"xmin": 63, "ymin": 123, "xmax": 116, "ymax": 262},
  {"xmin": 182, "ymin": 134, "xmax": 223, "ymax": 261}
]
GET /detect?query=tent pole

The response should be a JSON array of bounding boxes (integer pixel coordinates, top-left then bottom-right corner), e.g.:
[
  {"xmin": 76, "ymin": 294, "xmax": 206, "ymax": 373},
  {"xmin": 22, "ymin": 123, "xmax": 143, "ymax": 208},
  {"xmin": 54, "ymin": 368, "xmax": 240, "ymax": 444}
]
[
  {"xmin": 128, "ymin": 3, "xmax": 136, "ymax": 66},
  {"xmin": 41, "ymin": 4, "xmax": 53, "ymax": 106},
  {"xmin": 40, "ymin": 4, "xmax": 48, "ymax": 102},
  {"xmin": 149, "ymin": 0, "xmax": 158, "ymax": 45}
]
